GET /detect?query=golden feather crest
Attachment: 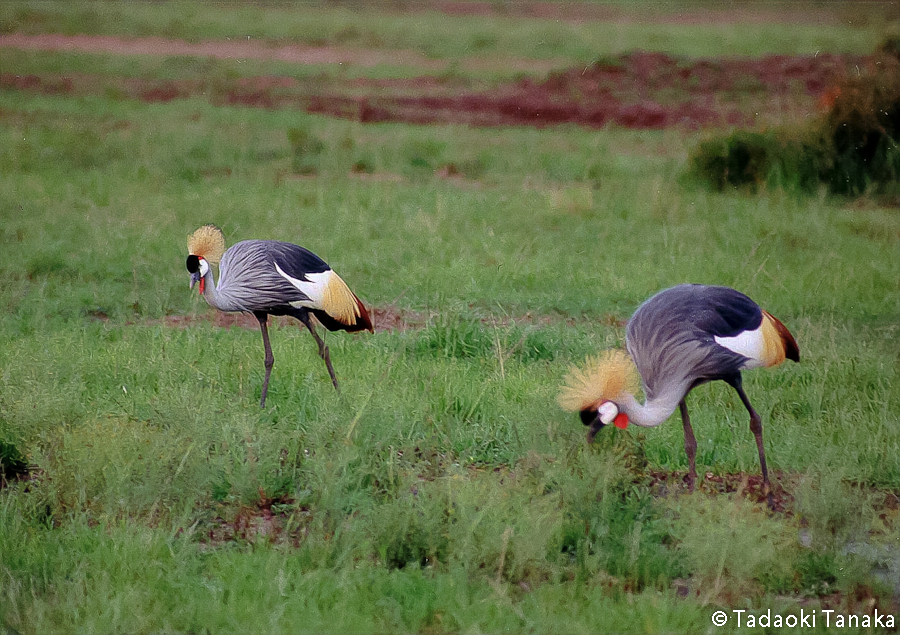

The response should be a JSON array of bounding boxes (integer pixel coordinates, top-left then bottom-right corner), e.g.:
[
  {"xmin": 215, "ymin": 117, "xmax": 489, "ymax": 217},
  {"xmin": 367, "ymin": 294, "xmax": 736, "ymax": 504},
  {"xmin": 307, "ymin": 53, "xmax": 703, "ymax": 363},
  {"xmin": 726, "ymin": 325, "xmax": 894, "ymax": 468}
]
[
  {"xmin": 557, "ymin": 350, "xmax": 640, "ymax": 412},
  {"xmin": 187, "ymin": 225, "xmax": 226, "ymax": 264}
]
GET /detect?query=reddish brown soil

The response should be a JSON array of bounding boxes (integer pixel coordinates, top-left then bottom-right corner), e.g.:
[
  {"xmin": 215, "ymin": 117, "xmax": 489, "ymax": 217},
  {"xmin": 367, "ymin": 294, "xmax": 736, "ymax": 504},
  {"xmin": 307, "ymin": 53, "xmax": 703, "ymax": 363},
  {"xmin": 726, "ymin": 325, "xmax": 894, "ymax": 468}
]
[
  {"xmin": 160, "ymin": 305, "xmax": 587, "ymax": 333},
  {"xmin": 160, "ymin": 305, "xmax": 431, "ymax": 332},
  {"xmin": 0, "ymin": 33, "xmax": 868, "ymax": 130},
  {"xmin": 648, "ymin": 468, "xmax": 795, "ymax": 513}
]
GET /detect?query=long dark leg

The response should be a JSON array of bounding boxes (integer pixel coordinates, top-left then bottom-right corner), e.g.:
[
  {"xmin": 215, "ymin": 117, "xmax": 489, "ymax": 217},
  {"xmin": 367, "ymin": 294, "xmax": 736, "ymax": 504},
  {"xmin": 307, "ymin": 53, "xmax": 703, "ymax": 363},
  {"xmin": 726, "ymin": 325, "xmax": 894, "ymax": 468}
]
[
  {"xmin": 296, "ymin": 310, "xmax": 339, "ymax": 390},
  {"xmin": 725, "ymin": 374, "xmax": 774, "ymax": 508},
  {"xmin": 254, "ymin": 312, "xmax": 275, "ymax": 408},
  {"xmin": 679, "ymin": 398, "xmax": 698, "ymax": 491}
]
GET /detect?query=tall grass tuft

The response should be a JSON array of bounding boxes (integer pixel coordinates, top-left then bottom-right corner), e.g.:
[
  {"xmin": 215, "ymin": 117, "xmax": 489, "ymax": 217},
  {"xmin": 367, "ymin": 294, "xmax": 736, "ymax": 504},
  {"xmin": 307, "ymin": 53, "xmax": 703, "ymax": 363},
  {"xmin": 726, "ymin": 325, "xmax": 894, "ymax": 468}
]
[
  {"xmin": 665, "ymin": 493, "xmax": 798, "ymax": 605},
  {"xmin": 287, "ymin": 125, "xmax": 326, "ymax": 176}
]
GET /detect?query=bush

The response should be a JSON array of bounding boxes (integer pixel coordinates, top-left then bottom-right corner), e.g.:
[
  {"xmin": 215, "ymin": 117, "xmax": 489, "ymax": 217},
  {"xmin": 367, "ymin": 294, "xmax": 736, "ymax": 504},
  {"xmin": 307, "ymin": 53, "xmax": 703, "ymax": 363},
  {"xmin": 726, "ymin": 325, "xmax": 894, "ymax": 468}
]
[
  {"xmin": 876, "ymin": 35, "xmax": 900, "ymax": 61},
  {"xmin": 687, "ymin": 51, "xmax": 900, "ymax": 198},
  {"xmin": 823, "ymin": 58, "xmax": 900, "ymax": 195},
  {"xmin": 688, "ymin": 129, "xmax": 829, "ymax": 192}
]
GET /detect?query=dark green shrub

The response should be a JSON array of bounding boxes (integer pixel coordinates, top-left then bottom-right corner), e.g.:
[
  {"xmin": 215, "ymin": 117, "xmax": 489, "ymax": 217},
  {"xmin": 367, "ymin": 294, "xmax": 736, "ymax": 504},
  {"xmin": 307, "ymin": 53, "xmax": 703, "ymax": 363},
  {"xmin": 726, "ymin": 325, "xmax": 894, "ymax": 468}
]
[
  {"xmin": 690, "ymin": 131, "xmax": 776, "ymax": 190},
  {"xmin": 876, "ymin": 35, "xmax": 900, "ymax": 61},
  {"xmin": 688, "ymin": 129, "xmax": 830, "ymax": 193},
  {"xmin": 822, "ymin": 57, "xmax": 900, "ymax": 196},
  {"xmin": 687, "ymin": 52, "xmax": 900, "ymax": 198}
]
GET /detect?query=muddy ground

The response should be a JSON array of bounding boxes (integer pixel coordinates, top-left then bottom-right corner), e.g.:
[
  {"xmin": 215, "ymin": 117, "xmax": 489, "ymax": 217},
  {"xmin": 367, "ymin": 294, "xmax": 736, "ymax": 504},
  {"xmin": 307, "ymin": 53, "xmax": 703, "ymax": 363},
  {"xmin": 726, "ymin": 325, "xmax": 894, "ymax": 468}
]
[{"xmin": 0, "ymin": 33, "xmax": 868, "ymax": 129}]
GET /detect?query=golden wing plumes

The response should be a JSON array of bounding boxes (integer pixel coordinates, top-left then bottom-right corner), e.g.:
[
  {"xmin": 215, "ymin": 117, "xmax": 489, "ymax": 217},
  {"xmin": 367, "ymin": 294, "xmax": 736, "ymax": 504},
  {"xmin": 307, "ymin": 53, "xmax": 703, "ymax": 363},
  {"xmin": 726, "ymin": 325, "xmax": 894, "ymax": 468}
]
[
  {"xmin": 557, "ymin": 350, "xmax": 640, "ymax": 412},
  {"xmin": 320, "ymin": 271, "xmax": 365, "ymax": 326},
  {"xmin": 187, "ymin": 225, "xmax": 227, "ymax": 264}
]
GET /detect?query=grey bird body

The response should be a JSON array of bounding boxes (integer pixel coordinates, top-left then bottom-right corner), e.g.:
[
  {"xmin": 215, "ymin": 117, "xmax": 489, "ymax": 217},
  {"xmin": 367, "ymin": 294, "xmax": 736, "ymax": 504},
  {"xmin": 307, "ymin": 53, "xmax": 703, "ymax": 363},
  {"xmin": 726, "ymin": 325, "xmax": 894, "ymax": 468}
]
[
  {"xmin": 200, "ymin": 240, "xmax": 329, "ymax": 313},
  {"xmin": 564, "ymin": 283, "xmax": 799, "ymax": 506},
  {"xmin": 186, "ymin": 226, "xmax": 372, "ymax": 406},
  {"xmin": 623, "ymin": 284, "xmax": 768, "ymax": 427}
]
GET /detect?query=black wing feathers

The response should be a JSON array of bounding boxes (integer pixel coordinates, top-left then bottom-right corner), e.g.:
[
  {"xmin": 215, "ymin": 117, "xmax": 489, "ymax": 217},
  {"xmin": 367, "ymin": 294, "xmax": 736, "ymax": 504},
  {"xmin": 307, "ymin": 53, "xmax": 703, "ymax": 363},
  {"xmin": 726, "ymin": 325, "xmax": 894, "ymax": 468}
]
[
  {"xmin": 690, "ymin": 285, "xmax": 763, "ymax": 339},
  {"xmin": 268, "ymin": 241, "xmax": 331, "ymax": 280}
]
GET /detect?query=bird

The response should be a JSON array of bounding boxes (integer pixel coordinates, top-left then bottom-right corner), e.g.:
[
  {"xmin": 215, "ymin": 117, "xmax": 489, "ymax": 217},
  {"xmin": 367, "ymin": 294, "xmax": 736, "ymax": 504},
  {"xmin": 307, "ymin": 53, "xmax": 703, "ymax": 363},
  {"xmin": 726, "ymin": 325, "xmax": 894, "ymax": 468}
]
[
  {"xmin": 559, "ymin": 283, "xmax": 799, "ymax": 502},
  {"xmin": 185, "ymin": 225, "xmax": 373, "ymax": 406}
]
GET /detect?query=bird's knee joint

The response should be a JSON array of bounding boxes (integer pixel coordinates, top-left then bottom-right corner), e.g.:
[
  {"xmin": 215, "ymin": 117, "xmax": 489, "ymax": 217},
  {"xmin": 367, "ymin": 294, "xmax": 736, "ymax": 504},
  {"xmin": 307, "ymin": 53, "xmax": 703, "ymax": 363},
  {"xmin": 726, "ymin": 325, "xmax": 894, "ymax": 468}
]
[{"xmin": 749, "ymin": 415, "xmax": 762, "ymax": 433}]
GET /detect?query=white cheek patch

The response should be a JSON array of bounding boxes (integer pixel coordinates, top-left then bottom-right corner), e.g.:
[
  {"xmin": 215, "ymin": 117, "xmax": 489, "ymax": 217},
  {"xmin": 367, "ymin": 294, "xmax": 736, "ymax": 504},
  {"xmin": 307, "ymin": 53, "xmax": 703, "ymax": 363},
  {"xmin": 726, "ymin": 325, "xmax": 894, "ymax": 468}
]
[
  {"xmin": 715, "ymin": 326, "xmax": 765, "ymax": 368},
  {"xmin": 199, "ymin": 259, "xmax": 209, "ymax": 277},
  {"xmin": 598, "ymin": 401, "xmax": 619, "ymax": 425}
]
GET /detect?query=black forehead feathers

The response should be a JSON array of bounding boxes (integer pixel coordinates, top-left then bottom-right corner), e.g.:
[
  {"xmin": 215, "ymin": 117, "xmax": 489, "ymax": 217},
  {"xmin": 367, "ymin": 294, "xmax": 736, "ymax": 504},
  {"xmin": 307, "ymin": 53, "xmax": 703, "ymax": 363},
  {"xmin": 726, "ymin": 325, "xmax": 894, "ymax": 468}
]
[
  {"xmin": 186, "ymin": 254, "xmax": 200, "ymax": 273},
  {"xmin": 580, "ymin": 409, "xmax": 600, "ymax": 427}
]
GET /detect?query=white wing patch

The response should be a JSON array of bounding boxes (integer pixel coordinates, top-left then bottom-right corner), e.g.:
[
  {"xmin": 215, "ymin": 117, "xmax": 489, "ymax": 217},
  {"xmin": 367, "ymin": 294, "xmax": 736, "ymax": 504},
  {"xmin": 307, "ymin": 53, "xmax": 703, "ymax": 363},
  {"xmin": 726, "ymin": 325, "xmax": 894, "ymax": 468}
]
[
  {"xmin": 714, "ymin": 326, "xmax": 766, "ymax": 369},
  {"xmin": 274, "ymin": 262, "xmax": 332, "ymax": 309}
]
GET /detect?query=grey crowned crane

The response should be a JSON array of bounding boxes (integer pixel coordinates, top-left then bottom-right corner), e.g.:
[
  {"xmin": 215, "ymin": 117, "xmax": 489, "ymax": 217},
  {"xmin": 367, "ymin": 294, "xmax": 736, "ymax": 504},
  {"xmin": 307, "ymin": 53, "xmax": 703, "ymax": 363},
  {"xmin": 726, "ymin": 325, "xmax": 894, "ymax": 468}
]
[
  {"xmin": 186, "ymin": 225, "xmax": 373, "ymax": 406},
  {"xmin": 559, "ymin": 284, "xmax": 799, "ymax": 502}
]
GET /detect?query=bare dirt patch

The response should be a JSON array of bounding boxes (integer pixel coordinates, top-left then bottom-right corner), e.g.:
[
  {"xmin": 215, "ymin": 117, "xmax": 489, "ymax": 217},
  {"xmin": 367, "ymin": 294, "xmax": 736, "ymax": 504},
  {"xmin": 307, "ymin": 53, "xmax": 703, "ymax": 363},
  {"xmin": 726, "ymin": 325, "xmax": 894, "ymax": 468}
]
[
  {"xmin": 647, "ymin": 468, "xmax": 795, "ymax": 513},
  {"xmin": 160, "ymin": 305, "xmax": 433, "ymax": 333},
  {"xmin": 1, "ymin": 33, "xmax": 867, "ymax": 130},
  {"xmin": 158, "ymin": 305, "xmax": 596, "ymax": 334}
]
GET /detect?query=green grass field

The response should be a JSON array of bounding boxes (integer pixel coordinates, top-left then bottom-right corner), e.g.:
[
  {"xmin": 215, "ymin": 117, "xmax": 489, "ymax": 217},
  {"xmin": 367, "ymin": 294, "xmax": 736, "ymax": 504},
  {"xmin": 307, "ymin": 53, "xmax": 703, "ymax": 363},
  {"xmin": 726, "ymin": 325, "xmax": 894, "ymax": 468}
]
[{"xmin": 1, "ymin": 2, "xmax": 900, "ymax": 633}]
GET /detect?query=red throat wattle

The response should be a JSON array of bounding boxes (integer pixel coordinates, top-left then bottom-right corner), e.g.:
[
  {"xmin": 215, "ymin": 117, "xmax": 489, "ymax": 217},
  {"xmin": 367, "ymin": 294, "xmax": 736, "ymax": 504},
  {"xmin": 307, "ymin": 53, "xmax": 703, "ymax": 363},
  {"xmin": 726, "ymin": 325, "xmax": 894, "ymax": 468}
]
[
  {"xmin": 613, "ymin": 413, "xmax": 629, "ymax": 429},
  {"xmin": 199, "ymin": 278, "xmax": 205, "ymax": 295}
]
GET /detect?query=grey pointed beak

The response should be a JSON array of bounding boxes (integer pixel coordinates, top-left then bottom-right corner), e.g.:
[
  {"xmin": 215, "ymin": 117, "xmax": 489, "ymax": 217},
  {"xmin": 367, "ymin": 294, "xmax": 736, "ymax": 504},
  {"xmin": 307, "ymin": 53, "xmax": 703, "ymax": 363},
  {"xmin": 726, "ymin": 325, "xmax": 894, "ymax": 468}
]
[
  {"xmin": 190, "ymin": 271, "xmax": 201, "ymax": 290},
  {"xmin": 580, "ymin": 408, "xmax": 605, "ymax": 443},
  {"xmin": 586, "ymin": 420, "xmax": 605, "ymax": 443}
]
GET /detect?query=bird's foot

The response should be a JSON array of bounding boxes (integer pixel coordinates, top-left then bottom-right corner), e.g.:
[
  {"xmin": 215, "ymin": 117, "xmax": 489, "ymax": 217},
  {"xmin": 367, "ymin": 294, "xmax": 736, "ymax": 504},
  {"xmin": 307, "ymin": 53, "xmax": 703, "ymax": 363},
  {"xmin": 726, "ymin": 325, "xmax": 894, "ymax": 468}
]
[{"xmin": 682, "ymin": 469, "xmax": 697, "ymax": 493}]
